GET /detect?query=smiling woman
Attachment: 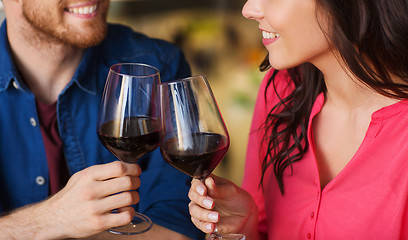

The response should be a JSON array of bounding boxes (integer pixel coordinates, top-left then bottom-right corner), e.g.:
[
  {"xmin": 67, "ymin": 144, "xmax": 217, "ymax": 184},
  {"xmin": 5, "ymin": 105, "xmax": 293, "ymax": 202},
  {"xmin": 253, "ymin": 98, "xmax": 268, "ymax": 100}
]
[{"xmin": 187, "ymin": 0, "xmax": 408, "ymax": 239}]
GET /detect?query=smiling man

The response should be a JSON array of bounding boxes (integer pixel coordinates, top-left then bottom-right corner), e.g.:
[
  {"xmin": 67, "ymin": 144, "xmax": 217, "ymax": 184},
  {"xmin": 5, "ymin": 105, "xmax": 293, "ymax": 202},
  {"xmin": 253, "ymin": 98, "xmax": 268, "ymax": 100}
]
[{"xmin": 0, "ymin": 0, "xmax": 203, "ymax": 239}]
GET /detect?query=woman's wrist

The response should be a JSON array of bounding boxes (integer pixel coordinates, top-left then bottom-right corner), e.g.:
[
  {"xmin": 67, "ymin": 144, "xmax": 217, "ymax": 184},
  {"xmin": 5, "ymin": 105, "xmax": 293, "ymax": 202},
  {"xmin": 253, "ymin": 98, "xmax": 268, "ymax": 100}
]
[
  {"xmin": 237, "ymin": 189, "xmax": 261, "ymax": 239},
  {"xmin": 241, "ymin": 206, "xmax": 260, "ymax": 239}
]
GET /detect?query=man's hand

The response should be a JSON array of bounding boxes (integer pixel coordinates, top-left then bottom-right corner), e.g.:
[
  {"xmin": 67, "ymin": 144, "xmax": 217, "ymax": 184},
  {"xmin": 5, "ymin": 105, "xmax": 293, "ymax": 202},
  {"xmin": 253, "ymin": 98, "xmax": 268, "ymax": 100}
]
[{"xmin": 0, "ymin": 161, "xmax": 142, "ymax": 239}]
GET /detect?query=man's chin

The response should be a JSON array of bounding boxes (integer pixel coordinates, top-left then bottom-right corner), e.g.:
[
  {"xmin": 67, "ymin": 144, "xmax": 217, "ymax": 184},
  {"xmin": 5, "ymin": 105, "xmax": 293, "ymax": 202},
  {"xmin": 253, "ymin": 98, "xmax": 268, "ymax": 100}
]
[
  {"xmin": 62, "ymin": 28, "xmax": 107, "ymax": 49},
  {"xmin": 69, "ymin": 35, "xmax": 106, "ymax": 49}
]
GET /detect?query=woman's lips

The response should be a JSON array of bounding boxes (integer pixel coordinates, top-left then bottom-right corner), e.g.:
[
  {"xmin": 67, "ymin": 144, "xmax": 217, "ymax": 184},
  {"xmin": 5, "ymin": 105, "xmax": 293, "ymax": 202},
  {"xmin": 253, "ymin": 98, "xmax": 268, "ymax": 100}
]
[{"xmin": 261, "ymin": 30, "xmax": 280, "ymax": 46}]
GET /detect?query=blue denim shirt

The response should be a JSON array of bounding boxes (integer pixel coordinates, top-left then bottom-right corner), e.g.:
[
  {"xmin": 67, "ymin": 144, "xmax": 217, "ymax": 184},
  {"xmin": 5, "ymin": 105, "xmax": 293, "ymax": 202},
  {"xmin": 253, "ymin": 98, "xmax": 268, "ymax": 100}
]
[{"xmin": 0, "ymin": 20, "xmax": 203, "ymax": 239}]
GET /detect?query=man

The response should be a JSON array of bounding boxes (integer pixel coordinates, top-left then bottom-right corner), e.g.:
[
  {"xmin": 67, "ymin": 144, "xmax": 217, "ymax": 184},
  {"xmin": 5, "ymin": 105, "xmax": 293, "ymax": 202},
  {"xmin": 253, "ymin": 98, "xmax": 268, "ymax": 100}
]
[{"xmin": 0, "ymin": 0, "xmax": 203, "ymax": 239}]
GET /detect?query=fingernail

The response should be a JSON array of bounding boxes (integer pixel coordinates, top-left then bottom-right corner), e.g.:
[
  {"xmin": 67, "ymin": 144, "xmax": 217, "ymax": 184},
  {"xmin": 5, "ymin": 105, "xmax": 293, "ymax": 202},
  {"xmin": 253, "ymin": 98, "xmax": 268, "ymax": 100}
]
[
  {"xmin": 206, "ymin": 223, "xmax": 213, "ymax": 231},
  {"xmin": 197, "ymin": 185, "xmax": 205, "ymax": 195},
  {"xmin": 208, "ymin": 212, "xmax": 219, "ymax": 221},
  {"xmin": 203, "ymin": 198, "xmax": 213, "ymax": 208}
]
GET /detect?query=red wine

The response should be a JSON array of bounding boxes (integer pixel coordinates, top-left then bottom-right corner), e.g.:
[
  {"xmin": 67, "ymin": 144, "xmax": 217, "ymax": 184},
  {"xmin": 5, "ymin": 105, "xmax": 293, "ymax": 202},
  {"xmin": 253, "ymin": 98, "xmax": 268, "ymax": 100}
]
[
  {"xmin": 160, "ymin": 132, "xmax": 229, "ymax": 179},
  {"xmin": 98, "ymin": 117, "xmax": 159, "ymax": 163}
]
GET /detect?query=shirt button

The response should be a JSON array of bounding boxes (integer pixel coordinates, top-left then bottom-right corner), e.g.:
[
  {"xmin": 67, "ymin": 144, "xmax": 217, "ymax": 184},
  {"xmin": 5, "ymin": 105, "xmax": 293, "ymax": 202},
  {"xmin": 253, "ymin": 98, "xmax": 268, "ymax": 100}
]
[
  {"xmin": 310, "ymin": 212, "xmax": 315, "ymax": 219},
  {"xmin": 12, "ymin": 80, "xmax": 20, "ymax": 89},
  {"xmin": 307, "ymin": 233, "xmax": 311, "ymax": 239},
  {"xmin": 35, "ymin": 176, "xmax": 46, "ymax": 186},
  {"xmin": 30, "ymin": 117, "xmax": 37, "ymax": 127}
]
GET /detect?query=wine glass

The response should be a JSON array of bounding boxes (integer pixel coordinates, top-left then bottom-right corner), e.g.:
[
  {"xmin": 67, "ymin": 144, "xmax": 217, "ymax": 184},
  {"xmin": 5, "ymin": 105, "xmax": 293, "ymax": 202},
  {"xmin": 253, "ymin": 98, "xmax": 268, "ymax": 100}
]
[
  {"xmin": 159, "ymin": 75, "xmax": 245, "ymax": 239},
  {"xmin": 97, "ymin": 63, "xmax": 160, "ymax": 235}
]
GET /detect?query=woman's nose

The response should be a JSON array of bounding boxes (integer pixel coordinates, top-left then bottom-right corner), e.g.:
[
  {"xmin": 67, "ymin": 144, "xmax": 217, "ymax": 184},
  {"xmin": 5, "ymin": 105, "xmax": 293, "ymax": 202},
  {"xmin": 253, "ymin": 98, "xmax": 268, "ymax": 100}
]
[{"xmin": 242, "ymin": 0, "xmax": 263, "ymax": 20}]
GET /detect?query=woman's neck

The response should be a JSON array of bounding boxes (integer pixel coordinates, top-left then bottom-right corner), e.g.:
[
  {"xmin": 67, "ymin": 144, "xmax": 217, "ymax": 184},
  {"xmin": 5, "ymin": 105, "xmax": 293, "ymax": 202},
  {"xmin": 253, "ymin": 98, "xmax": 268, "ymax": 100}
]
[{"xmin": 313, "ymin": 52, "xmax": 398, "ymax": 112}]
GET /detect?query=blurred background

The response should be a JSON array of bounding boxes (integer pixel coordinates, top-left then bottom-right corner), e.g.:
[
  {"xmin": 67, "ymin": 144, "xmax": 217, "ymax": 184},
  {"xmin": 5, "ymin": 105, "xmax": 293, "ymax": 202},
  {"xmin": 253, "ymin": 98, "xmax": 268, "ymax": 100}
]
[{"xmin": 0, "ymin": 0, "xmax": 266, "ymax": 185}]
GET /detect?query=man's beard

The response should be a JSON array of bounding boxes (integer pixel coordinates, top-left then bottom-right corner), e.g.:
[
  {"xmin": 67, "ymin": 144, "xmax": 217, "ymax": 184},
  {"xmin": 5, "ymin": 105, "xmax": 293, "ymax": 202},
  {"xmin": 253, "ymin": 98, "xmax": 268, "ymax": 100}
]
[{"xmin": 21, "ymin": 1, "xmax": 109, "ymax": 49}]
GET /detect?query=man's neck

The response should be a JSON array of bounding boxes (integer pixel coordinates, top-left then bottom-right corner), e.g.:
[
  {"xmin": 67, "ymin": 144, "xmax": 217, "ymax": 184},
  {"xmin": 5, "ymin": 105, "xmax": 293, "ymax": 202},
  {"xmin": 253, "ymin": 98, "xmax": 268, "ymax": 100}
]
[{"xmin": 7, "ymin": 20, "xmax": 84, "ymax": 104}]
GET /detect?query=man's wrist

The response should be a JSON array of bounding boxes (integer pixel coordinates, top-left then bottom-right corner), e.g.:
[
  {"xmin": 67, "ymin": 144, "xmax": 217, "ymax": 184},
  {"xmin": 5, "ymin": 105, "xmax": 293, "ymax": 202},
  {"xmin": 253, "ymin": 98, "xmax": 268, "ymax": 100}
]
[{"xmin": 0, "ymin": 200, "xmax": 64, "ymax": 240}]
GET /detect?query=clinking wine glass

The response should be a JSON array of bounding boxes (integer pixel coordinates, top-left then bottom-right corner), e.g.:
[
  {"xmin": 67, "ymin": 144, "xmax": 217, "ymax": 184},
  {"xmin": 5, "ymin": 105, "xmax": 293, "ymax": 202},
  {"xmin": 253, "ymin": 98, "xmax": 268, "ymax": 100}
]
[
  {"xmin": 97, "ymin": 63, "xmax": 160, "ymax": 235},
  {"xmin": 159, "ymin": 76, "xmax": 245, "ymax": 240}
]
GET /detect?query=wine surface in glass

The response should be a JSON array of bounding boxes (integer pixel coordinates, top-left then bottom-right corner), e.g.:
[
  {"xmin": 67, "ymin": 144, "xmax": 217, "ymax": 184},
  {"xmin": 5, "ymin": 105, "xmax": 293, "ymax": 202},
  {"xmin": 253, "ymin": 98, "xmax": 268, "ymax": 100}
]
[
  {"xmin": 160, "ymin": 132, "xmax": 228, "ymax": 180},
  {"xmin": 98, "ymin": 116, "xmax": 159, "ymax": 163}
]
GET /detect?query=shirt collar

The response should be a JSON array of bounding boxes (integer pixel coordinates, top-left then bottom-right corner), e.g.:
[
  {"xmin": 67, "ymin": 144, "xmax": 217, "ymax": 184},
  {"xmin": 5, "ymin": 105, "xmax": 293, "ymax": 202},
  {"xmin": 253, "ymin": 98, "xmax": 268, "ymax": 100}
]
[
  {"xmin": 70, "ymin": 46, "xmax": 98, "ymax": 95},
  {"xmin": 0, "ymin": 19, "xmax": 98, "ymax": 94},
  {"xmin": 0, "ymin": 20, "xmax": 21, "ymax": 91}
]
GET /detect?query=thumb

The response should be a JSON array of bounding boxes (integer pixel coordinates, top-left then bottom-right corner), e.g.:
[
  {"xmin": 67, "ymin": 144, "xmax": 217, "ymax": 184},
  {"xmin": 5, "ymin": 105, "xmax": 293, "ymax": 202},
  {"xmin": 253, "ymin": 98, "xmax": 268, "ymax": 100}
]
[
  {"xmin": 204, "ymin": 176, "xmax": 217, "ymax": 197},
  {"xmin": 204, "ymin": 175, "xmax": 237, "ymax": 200}
]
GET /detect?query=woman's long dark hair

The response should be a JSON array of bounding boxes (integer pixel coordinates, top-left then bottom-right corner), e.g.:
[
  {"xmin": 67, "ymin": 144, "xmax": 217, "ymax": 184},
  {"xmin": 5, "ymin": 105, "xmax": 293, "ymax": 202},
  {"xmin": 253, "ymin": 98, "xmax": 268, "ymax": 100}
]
[{"xmin": 261, "ymin": 0, "xmax": 408, "ymax": 194}]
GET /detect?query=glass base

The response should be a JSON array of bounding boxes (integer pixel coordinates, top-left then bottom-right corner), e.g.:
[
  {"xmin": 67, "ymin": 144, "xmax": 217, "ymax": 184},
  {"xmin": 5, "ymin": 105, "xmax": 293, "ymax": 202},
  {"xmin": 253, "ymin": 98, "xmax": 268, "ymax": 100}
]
[
  {"xmin": 207, "ymin": 233, "xmax": 246, "ymax": 240},
  {"xmin": 107, "ymin": 212, "xmax": 153, "ymax": 235}
]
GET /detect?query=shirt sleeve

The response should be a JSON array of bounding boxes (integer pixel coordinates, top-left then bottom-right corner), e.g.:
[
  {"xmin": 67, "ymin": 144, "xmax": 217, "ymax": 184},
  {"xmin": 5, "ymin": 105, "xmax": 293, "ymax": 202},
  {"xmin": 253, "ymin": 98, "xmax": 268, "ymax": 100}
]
[{"xmin": 241, "ymin": 69, "xmax": 293, "ymax": 236}]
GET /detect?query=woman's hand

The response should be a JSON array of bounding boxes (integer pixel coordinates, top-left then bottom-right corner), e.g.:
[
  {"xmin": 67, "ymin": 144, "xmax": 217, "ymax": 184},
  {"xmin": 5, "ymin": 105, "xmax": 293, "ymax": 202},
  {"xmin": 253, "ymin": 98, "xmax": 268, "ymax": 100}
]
[{"xmin": 188, "ymin": 175, "xmax": 259, "ymax": 236}]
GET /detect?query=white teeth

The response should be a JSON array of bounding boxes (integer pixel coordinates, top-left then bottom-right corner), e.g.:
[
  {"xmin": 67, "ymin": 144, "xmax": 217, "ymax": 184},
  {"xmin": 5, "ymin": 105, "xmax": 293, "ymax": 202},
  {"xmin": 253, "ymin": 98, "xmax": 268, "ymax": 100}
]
[
  {"xmin": 67, "ymin": 4, "xmax": 97, "ymax": 15},
  {"xmin": 262, "ymin": 31, "xmax": 280, "ymax": 39}
]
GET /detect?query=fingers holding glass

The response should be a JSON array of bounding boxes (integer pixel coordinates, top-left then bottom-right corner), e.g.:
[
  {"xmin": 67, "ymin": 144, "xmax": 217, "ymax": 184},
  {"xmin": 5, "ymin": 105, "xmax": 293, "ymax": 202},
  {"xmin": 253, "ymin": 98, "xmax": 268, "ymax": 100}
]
[
  {"xmin": 159, "ymin": 76, "xmax": 245, "ymax": 239},
  {"xmin": 97, "ymin": 63, "xmax": 160, "ymax": 234}
]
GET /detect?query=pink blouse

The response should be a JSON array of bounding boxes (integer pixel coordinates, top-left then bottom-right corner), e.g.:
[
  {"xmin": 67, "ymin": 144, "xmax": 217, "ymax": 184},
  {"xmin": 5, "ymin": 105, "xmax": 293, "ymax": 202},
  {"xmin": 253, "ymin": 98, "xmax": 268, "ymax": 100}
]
[{"xmin": 242, "ymin": 70, "xmax": 408, "ymax": 240}]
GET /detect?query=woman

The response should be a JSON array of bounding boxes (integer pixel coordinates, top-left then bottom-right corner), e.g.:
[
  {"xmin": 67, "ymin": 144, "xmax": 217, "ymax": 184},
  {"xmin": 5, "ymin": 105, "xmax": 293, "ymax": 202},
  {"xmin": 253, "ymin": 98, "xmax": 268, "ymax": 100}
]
[{"xmin": 188, "ymin": 0, "xmax": 408, "ymax": 239}]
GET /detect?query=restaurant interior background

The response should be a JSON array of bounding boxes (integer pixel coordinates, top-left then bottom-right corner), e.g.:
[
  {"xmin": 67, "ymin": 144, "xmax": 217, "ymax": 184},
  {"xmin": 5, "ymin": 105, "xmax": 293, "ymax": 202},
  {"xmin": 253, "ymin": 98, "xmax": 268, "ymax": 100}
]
[{"xmin": 0, "ymin": 0, "xmax": 266, "ymax": 185}]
